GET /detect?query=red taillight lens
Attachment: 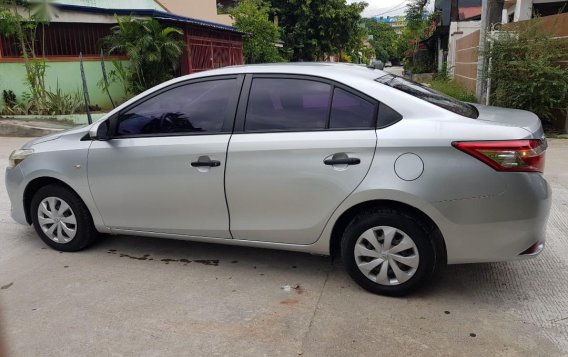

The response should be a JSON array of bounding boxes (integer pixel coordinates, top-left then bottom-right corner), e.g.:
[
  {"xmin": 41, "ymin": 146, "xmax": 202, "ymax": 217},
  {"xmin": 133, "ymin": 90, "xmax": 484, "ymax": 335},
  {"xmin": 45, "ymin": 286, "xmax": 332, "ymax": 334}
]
[{"xmin": 452, "ymin": 139, "xmax": 547, "ymax": 172}]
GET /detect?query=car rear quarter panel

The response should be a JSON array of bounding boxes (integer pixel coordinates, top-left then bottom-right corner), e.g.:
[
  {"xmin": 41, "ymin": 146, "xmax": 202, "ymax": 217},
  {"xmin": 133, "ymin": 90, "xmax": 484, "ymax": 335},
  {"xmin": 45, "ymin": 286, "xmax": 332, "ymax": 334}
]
[{"xmin": 316, "ymin": 117, "xmax": 549, "ymax": 262}]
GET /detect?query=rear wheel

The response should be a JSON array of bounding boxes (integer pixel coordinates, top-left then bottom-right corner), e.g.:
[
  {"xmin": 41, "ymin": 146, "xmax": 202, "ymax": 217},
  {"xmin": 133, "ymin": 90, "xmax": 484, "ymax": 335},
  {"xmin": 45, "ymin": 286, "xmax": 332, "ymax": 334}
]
[
  {"xmin": 341, "ymin": 209, "xmax": 436, "ymax": 296},
  {"xmin": 31, "ymin": 185, "xmax": 98, "ymax": 252}
]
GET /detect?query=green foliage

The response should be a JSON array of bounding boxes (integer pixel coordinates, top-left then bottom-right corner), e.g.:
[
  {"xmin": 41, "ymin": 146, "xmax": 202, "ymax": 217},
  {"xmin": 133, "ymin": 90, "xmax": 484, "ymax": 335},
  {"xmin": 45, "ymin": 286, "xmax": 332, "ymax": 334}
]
[
  {"xmin": 483, "ymin": 18, "xmax": 568, "ymax": 122},
  {"xmin": 1, "ymin": 85, "xmax": 83, "ymax": 116},
  {"xmin": 340, "ymin": 53, "xmax": 353, "ymax": 63},
  {"xmin": 104, "ymin": 16, "xmax": 184, "ymax": 93},
  {"xmin": 399, "ymin": 0, "xmax": 437, "ymax": 72},
  {"xmin": 97, "ymin": 60, "xmax": 131, "ymax": 101},
  {"xmin": 361, "ymin": 18, "xmax": 397, "ymax": 62},
  {"xmin": 430, "ymin": 79, "xmax": 477, "ymax": 103},
  {"xmin": 0, "ymin": 0, "xmax": 51, "ymax": 110},
  {"xmin": 405, "ymin": 0, "xmax": 429, "ymax": 31},
  {"xmin": 434, "ymin": 61, "xmax": 450, "ymax": 81},
  {"xmin": 43, "ymin": 85, "xmax": 83, "ymax": 115},
  {"xmin": 2, "ymin": 90, "xmax": 17, "ymax": 109},
  {"xmin": 229, "ymin": 0, "xmax": 283, "ymax": 63},
  {"xmin": 268, "ymin": 0, "xmax": 367, "ymax": 61}
]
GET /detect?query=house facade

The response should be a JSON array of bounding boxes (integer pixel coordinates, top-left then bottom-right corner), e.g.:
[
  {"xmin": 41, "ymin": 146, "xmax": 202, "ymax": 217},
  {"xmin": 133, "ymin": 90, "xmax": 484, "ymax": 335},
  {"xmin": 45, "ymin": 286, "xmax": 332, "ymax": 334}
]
[
  {"xmin": 0, "ymin": 0, "xmax": 244, "ymax": 111},
  {"xmin": 155, "ymin": 0, "xmax": 234, "ymax": 26},
  {"xmin": 502, "ymin": 0, "xmax": 568, "ymax": 22}
]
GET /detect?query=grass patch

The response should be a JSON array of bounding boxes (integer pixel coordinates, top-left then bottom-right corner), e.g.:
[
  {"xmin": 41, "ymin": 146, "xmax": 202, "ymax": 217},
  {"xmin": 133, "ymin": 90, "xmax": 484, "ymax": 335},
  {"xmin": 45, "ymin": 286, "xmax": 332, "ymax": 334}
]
[{"xmin": 430, "ymin": 79, "xmax": 477, "ymax": 103}]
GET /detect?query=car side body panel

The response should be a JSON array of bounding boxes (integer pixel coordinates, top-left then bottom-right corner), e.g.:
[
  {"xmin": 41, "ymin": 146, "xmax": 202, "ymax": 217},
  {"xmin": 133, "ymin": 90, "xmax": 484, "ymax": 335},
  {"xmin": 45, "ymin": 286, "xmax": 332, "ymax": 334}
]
[
  {"xmin": 88, "ymin": 135, "xmax": 232, "ymax": 238},
  {"xmin": 225, "ymin": 130, "xmax": 377, "ymax": 244}
]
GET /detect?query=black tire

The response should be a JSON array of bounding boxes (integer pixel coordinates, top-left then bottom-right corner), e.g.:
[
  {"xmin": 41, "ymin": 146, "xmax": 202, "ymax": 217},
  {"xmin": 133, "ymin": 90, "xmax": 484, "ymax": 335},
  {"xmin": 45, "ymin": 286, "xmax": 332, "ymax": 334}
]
[
  {"xmin": 30, "ymin": 184, "xmax": 98, "ymax": 252},
  {"xmin": 341, "ymin": 208, "xmax": 437, "ymax": 296}
]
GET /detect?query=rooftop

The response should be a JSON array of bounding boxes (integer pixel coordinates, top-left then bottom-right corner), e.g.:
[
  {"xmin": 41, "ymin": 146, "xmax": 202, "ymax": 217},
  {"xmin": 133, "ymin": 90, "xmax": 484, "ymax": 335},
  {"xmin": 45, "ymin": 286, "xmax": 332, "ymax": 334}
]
[{"xmin": 47, "ymin": 0, "xmax": 240, "ymax": 33}]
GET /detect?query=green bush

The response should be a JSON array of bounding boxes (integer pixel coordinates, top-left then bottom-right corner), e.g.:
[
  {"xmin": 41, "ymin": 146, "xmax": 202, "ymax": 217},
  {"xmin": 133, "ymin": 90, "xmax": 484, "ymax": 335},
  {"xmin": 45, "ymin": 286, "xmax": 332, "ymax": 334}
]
[
  {"xmin": 483, "ymin": 18, "xmax": 568, "ymax": 123},
  {"xmin": 430, "ymin": 79, "xmax": 477, "ymax": 103}
]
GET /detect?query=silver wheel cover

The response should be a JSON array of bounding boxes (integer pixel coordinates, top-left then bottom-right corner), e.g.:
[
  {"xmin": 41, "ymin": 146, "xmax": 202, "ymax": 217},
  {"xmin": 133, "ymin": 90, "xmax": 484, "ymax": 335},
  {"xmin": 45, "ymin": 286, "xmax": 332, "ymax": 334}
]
[
  {"xmin": 354, "ymin": 226, "xmax": 419, "ymax": 285},
  {"xmin": 37, "ymin": 197, "xmax": 77, "ymax": 244}
]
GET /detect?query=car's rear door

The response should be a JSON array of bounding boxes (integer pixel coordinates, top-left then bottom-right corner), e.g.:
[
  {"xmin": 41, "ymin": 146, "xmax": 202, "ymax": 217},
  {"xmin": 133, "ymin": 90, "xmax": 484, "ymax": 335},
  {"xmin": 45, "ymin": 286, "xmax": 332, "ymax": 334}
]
[
  {"xmin": 88, "ymin": 75, "xmax": 242, "ymax": 238},
  {"xmin": 225, "ymin": 75, "xmax": 377, "ymax": 244}
]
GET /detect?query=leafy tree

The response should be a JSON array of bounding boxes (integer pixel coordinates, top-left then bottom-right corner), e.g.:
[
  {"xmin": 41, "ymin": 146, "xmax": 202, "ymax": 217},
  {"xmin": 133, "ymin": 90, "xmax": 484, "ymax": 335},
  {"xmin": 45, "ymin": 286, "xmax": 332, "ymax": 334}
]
[
  {"xmin": 104, "ymin": 17, "xmax": 184, "ymax": 93},
  {"xmin": 361, "ymin": 18, "xmax": 398, "ymax": 62},
  {"xmin": 400, "ymin": 0, "xmax": 437, "ymax": 72},
  {"xmin": 269, "ymin": 0, "xmax": 367, "ymax": 61},
  {"xmin": 229, "ymin": 0, "xmax": 282, "ymax": 63}
]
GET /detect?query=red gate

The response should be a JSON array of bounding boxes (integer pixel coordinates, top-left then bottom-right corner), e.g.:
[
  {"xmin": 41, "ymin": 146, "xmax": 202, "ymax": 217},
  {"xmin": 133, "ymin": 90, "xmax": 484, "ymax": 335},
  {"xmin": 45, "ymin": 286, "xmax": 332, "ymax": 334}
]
[{"xmin": 184, "ymin": 26, "xmax": 243, "ymax": 74}]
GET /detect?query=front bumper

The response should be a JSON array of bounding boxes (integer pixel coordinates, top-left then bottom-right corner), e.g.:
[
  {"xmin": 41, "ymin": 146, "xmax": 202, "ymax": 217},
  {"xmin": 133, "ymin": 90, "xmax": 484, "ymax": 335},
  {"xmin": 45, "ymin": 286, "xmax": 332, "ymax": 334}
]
[
  {"xmin": 432, "ymin": 173, "xmax": 551, "ymax": 264},
  {"xmin": 5, "ymin": 166, "xmax": 28, "ymax": 225}
]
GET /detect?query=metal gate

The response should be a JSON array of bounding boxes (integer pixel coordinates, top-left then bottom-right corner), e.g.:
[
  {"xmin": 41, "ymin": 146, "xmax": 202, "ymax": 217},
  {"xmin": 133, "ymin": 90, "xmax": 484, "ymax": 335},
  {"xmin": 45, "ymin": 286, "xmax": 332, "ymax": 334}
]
[{"xmin": 185, "ymin": 27, "xmax": 244, "ymax": 74}]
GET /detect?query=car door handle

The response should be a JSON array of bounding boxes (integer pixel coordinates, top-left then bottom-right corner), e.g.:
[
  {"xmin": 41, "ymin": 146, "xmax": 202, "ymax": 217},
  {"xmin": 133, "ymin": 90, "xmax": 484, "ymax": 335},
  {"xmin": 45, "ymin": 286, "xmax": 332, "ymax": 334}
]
[
  {"xmin": 324, "ymin": 157, "xmax": 361, "ymax": 166},
  {"xmin": 191, "ymin": 159, "xmax": 221, "ymax": 167}
]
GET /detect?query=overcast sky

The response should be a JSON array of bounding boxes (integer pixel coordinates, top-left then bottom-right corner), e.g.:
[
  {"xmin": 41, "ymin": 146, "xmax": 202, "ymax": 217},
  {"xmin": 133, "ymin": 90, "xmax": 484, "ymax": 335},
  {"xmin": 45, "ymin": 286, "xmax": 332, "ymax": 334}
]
[{"xmin": 348, "ymin": 0, "xmax": 436, "ymax": 18}]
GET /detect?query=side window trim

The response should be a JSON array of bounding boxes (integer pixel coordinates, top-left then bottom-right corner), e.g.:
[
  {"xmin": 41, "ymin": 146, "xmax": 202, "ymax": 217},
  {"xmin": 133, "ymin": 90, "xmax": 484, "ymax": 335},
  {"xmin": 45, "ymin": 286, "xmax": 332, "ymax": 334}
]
[
  {"xmin": 233, "ymin": 74, "xmax": 380, "ymax": 134},
  {"xmin": 108, "ymin": 74, "xmax": 244, "ymax": 139}
]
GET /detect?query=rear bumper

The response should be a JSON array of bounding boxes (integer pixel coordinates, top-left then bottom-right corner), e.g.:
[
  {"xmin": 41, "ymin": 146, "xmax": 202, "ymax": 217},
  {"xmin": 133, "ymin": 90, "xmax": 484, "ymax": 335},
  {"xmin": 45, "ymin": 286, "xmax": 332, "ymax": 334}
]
[
  {"xmin": 432, "ymin": 173, "xmax": 551, "ymax": 264},
  {"xmin": 5, "ymin": 166, "xmax": 28, "ymax": 225}
]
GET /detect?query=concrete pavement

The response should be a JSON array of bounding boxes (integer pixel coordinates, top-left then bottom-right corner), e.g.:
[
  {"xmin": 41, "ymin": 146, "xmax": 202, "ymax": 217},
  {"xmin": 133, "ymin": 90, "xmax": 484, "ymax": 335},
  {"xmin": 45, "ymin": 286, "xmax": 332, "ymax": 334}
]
[{"xmin": 1, "ymin": 136, "xmax": 567, "ymax": 356}]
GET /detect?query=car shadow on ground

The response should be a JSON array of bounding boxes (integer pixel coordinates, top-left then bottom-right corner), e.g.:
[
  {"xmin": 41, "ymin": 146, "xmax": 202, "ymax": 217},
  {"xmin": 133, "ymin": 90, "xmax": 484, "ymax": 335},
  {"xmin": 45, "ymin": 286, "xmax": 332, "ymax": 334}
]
[{"xmin": 87, "ymin": 232, "xmax": 550, "ymax": 304}]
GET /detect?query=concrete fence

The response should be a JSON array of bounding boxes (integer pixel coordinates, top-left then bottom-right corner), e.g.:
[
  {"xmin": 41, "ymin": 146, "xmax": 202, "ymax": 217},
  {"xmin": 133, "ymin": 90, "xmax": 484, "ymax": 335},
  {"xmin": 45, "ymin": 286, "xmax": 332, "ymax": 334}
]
[{"xmin": 454, "ymin": 30, "xmax": 480, "ymax": 94}]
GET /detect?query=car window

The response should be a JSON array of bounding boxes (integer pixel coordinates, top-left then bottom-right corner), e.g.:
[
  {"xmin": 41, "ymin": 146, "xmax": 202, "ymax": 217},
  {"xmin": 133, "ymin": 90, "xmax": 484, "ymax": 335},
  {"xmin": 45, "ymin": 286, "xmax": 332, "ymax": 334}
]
[
  {"xmin": 375, "ymin": 74, "xmax": 478, "ymax": 119},
  {"xmin": 329, "ymin": 88, "xmax": 376, "ymax": 129},
  {"xmin": 377, "ymin": 102, "xmax": 402, "ymax": 128},
  {"xmin": 116, "ymin": 79, "xmax": 236, "ymax": 137},
  {"xmin": 245, "ymin": 78, "xmax": 331, "ymax": 131}
]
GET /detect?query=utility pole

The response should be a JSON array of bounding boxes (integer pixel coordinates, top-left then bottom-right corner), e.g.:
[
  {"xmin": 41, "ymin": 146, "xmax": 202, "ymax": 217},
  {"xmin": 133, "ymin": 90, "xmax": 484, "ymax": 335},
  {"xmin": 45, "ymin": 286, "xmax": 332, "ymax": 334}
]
[
  {"xmin": 450, "ymin": 0, "xmax": 459, "ymax": 22},
  {"xmin": 476, "ymin": 0, "xmax": 504, "ymax": 101}
]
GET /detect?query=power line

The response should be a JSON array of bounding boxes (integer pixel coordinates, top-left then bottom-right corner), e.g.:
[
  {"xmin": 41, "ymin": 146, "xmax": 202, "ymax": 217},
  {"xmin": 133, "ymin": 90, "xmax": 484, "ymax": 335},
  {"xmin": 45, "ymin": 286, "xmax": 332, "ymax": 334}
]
[{"xmin": 370, "ymin": 0, "xmax": 409, "ymax": 17}]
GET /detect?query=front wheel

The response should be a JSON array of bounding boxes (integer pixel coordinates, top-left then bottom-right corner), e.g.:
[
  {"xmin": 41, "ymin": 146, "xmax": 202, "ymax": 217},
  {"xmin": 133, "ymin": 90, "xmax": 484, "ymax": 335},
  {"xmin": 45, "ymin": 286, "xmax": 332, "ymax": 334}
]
[
  {"xmin": 341, "ymin": 209, "xmax": 437, "ymax": 296},
  {"xmin": 31, "ymin": 184, "xmax": 98, "ymax": 252}
]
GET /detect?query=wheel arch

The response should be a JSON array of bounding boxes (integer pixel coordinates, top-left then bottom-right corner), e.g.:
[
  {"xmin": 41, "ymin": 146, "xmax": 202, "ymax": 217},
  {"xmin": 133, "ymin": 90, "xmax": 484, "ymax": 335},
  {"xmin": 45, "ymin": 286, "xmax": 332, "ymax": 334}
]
[
  {"xmin": 23, "ymin": 177, "xmax": 85, "ymax": 225},
  {"xmin": 329, "ymin": 199, "xmax": 446, "ymax": 264}
]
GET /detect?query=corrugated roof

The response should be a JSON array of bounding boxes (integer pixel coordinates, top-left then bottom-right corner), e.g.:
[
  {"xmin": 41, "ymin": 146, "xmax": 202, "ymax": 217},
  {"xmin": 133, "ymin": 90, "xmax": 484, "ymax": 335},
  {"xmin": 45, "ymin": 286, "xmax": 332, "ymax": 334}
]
[
  {"xmin": 50, "ymin": 1, "xmax": 242, "ymax": 33},
  {"xmin": 50, "ymin": 0, "xmax": 165, "ymax": 11}
]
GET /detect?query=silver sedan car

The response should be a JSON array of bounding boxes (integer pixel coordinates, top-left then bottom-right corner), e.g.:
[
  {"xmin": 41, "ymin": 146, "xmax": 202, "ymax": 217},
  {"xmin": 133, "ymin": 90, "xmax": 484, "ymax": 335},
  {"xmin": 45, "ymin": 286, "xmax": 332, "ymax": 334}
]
[{"xmin": 5, "ymin": 63, "xmax": 551, "ymax": 296}]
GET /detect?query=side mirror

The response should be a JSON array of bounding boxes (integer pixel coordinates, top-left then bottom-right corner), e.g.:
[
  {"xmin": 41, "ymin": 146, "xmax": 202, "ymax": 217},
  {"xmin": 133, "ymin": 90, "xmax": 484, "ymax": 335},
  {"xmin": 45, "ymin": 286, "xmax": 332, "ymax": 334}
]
[{"xmin": 89, "ymin": 119, "xmax": 110, "ymax": 141}]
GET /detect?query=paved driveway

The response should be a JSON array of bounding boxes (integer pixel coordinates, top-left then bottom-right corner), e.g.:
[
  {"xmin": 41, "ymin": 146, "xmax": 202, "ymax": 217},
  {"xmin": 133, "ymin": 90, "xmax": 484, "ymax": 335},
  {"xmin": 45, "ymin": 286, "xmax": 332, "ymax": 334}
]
[{"xmin": 1, "ymin": 136, "xmax": 567, "ymax": 356}]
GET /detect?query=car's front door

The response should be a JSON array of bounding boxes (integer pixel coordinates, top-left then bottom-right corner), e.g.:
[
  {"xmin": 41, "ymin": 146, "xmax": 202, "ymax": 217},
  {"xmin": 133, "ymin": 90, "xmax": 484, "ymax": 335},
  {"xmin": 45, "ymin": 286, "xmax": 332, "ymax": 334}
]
[
  {"xmin": 225, "ymin": 76, "xmax": 378, "ymax": 244},
  {"xmin": 88, "ymin": 76, "xmax": 242, "ymax": 238}
]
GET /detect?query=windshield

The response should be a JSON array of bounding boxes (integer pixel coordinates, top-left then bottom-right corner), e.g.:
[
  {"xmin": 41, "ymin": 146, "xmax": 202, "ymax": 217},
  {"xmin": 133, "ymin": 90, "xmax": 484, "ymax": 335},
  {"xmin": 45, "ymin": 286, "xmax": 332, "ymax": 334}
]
[{"xmin": 375, "ymin": 74, "xmax": 479, "ymax": 119}]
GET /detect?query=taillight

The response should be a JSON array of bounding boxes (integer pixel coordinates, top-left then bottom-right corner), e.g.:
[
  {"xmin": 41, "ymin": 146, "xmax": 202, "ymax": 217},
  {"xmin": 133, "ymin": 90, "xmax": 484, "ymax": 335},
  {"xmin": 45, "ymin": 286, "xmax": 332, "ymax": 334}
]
[{"xmin": 452, "ymin": 139, "xmax": 547, "ymax": 172}]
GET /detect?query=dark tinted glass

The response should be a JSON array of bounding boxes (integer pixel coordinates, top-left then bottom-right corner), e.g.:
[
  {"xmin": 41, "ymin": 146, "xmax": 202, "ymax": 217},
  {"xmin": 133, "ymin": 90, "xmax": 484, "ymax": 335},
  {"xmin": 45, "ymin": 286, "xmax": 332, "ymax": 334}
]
[
  {"xmin": 377, "ymin": 102, "xmax": 402, "ymax": 128},
  {"xmin": 116, "ymin": 79, "xmax": 236, "ymax": 136},
  {"xmin": 245, "ymin": 78, "xmax": 331, "ymax": 131},
  {"xmin": 375, "ymin": 74, "xmax": 478, "ymax": 119},
  {"xmin": 329, "ymin": 88, "xmax": 376, "ymax": 128}
]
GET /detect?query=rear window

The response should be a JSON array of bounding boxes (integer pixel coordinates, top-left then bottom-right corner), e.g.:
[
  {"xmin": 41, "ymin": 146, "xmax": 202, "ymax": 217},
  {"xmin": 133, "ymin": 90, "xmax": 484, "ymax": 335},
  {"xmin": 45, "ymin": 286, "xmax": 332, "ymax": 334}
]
[{"xmin": 375, "ymin": 74, "xmax": 479, "ymax": 119}]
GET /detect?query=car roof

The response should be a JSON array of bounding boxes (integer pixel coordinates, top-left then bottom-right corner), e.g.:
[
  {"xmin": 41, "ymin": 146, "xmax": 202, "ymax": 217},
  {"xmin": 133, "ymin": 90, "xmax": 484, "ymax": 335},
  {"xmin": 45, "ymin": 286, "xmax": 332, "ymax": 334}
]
[
  {"xmin": 184, "ymin": 62, "xmax": 388, "ymax": 82},
  {"xmin": 102, "ymin": 62, "xmax": 454, "ymax": 124}
]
